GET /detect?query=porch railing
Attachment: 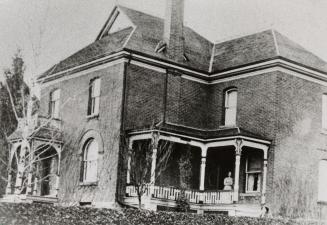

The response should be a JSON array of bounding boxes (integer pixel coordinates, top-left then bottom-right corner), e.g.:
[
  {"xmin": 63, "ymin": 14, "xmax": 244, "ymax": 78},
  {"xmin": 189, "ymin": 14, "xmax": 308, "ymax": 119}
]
[{"xmin": 126, "ymin": 185, "xmax": 233, "ymax": 204}]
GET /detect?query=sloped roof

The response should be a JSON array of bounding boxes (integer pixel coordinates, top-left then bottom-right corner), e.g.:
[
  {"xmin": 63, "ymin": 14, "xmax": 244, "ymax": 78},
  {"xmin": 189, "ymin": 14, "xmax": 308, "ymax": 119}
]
[
  {"xmin": 38, "ymin": 6, "xmax": 327, "ymax": 80},
  {"xmin": 8, "ymin": 124, "xmax": 63, "ymax": 142},
  {"xmin": 128, "ymin": 123, "xmax": 270, "ymax": 141},
  {"xmin": 211, "ymin": 29, "xmax": 327, "ymax": 73},
  {"xmin": 38, "ymin": 6, "xmax": 213, "ymax": 79},
  {"xmin": 274, "ymin": 31, "xmax": 327, "ymax": 73},
  {"xmin": 119, "ymin": 6, "xmax": 213, "ymax": 71},
  {"xmin": 39, "ymin": 26, "xmax": 133, "ymax": 79}
]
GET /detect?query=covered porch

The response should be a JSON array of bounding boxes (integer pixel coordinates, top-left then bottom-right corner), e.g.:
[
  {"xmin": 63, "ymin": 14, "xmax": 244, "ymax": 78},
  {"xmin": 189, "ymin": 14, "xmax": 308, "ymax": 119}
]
[
  {"xmin": 2, "ymin": 116, "xmax": 63, "ymax": 204},
  {"xmin": 124, "ymin": 127, "xmax": 270, "ymax": 215}
]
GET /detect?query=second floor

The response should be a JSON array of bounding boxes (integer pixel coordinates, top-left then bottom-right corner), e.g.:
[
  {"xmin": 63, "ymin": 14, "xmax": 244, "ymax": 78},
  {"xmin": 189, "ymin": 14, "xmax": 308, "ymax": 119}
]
[{"xmin": 37, "ymin": 61, "xmax": 327, "ymax": 141}]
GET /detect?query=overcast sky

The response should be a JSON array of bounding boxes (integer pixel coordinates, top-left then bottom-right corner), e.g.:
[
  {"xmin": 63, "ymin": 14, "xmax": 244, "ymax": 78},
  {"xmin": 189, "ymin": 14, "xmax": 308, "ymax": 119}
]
[{"xmin": 1, "ymin": 0, "xmax": 327, "ymax": 86}]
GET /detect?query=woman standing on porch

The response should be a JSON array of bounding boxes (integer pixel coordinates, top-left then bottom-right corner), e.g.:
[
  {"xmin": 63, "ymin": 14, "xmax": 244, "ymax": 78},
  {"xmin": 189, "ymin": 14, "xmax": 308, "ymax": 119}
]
[{"xmin": 223, "ymin": 171, "xmax": 233, "ymax": 190}]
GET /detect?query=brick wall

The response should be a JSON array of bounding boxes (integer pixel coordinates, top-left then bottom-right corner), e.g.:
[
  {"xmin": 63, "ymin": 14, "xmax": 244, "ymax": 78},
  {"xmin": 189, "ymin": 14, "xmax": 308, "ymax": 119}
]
[
  {"xmin": 272, "ymin": 72, "xmax": 327, "ymax": 218},
  {"xmin": 124, "ymin": 64, "xmax": 209, "ymax": 130},
  {"xmin": 38, "ymin": 60, "xmax": 327, "ymax": 219},
  {"xmin": 166, "ymin": 73, "xmax": 208, "ymax": 129},
  {"xmin": 208, "ymin": 72, "xmax": 278, "ymax": 206},
  {"xmin": 208, "ymin": 70, "xmax": 327, "ymax": 218},
  {"xmin": 124, "ymin": 64, "xmax": 165, "ymax": 129},
  {"xmin": 39, "ymin": 63, "xmax": 125, "ymax": 206}
]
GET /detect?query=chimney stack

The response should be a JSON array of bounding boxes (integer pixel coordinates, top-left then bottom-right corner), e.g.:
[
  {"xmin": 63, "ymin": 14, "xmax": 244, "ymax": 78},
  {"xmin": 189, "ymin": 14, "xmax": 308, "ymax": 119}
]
[{"xmin": 164, "ymin": 0, "xmax": 185, "ymax": 62}]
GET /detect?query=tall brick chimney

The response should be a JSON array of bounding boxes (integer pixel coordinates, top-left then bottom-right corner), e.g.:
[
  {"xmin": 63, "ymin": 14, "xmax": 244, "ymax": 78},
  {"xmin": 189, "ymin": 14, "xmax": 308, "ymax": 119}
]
[{"xmin": 164, "ymin": 0, "xmax": 185, "ymax": 62}]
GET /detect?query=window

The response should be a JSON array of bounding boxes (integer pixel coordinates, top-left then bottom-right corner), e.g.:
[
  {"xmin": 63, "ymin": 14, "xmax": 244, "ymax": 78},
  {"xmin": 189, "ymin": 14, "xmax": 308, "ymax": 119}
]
[
  {"xmin": 88, "ymin": 78, "xmax": 101, "ymax": 116},
  {"xmin": 82, "ymin": 139, "xmax": 98, "ymax": 183},
  {"xmin": 245, "ymin": 154, "xmax": 262, "ymax": 192},
  {"xmin": 318, "ymin": 159, "xmax": 327, "ymax": 202},
  {"xmin": 50, "ymin": 89, "xmax": 60, "ymax": 119},
  {"xmin": 322, "ymin": 94, "xmax": 327, "ymax": 129},
  {"xmin": 224, "ymin": 89, "xmax": 237, "ymax": 126}
]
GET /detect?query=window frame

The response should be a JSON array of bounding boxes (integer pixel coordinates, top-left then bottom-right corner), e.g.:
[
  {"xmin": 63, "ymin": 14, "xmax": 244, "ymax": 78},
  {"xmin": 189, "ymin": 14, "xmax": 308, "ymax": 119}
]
[
  {"xmin": 322, "ymin": 94, "xmax": 327, "ymax": 130},
  {"xmin": 81, "ymin": 138, "xmax": 99, "ymax": 184},
  {"xmin": 245, "ymin": 156, "xmax": 262, "ymax": 193},
  {"xmin": 87, "ymin": 78, "xmax": 101, "ymax": 117},
  {"xmin": 49, "ymin": 89, "xmax": 60, "ymax": 119},
  {"xmin": 318, "ymin": 159, "xmax": 327, "ymax": 203},
  {"xmin": 224, "ymin": 88, "xmax": 238, "ymax": 126}
]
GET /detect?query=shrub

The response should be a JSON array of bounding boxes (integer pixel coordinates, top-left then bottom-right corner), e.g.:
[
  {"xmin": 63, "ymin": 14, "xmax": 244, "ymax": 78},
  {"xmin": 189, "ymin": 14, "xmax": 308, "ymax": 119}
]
[
  {"xmin": 176, "ymin": 189, "xmax": 190, "ymax": 212},
  {"xmin": 0, "ymin": 203, "xmax": 325, "ymax": 225}
]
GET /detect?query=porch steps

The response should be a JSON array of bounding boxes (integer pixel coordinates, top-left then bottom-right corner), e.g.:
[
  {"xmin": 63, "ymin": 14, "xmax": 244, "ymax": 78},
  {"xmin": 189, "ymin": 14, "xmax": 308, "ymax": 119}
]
[
  {"xmin": 0, "ymin": 194, "xmax": 58, "ymax": 204},
  {"xmin": 123, "ymin": 196, "xmax": 261, "ymax": 217},
  {"xmin": 0, "ymin": 194, "xmax": 25, "ymax": 203},
  {"xmin": 26, "ymin": 195, "xmax": 58, "ymax": 204}
]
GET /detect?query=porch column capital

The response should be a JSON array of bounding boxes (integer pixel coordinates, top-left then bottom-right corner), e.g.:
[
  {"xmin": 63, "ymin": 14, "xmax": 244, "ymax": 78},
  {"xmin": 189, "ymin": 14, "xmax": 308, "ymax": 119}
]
[
  {"xmin": 201, "ymin": 145, "xmax": 208, "ymax": 157},
  {"xmin": 151, "ymin": 131, "xmax": 160, "ymax": 149},
  {"xmin": 262, "ymin": 146, "xmax": 269, "ymax": 160},
  {"xmin": 234, "ymin": 138, "xmax": 243, "ymax": 155}
]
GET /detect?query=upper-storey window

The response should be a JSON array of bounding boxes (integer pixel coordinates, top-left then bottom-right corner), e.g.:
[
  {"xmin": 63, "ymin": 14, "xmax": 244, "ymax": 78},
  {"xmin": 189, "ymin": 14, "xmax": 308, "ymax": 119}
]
[
  {"xmin": 50, "ymin": 89, "xmax": 60, "ymax": 119},
  {"xmin": 88, "ymin": 78, "xmax": 101, "ymax": 116},
  {"xmin": 224, "ymin": 88, "xmax": 237, "ymax": 126},
  {"xmin": 322, "ymin": 94, "xmax": 327, "ymax": 130}
]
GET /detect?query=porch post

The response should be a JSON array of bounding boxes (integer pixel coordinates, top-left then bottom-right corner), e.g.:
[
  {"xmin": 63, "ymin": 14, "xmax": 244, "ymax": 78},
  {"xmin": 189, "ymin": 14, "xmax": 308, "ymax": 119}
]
[
  {"xmin": 199, "ymin": 146, "xmax": 207, "ymax": 191},
  {"xmin": 15, "ymin": 140, "xmax": 29, "ymax": 194},
  {"xmin": 6, "ymin": 146, "xmax": 13, "ymax": 195},
  {"xmin": 126, "ymin": 139, "xmax": 134, "ymax": 184},
  {"xmin": 150, "ymin": 132, "xmax": 159, "ymax": 186},
  {"xmin": 5, "ymin": 169, "xmax": 12, "ymax": 195},
  {"xmin": 150, "ymin": 148, "xmax": 158, "ymax": 184},
  {"xmin": 33, "ymin": 177, "xmax": 38, "ymax": 195},
  {"xmin": 233, "ymin": 139, "xmax": 242, "ymax": 202},
  {"xmin": 26, "ymin": 172, "xmax": 33, "ymax": 194},
  {"xmin": 261, "ymin": 146, "xmax": 269, "ymax": 204},
  {"xmin": 55, "ymin": 149, "xmax": 61, "ymax": 197},
  {"xmin": 54, "ymin": 174, "xmax": 60, "ymax": 197},
  {"xmin": 33, "ymin": 163, "xmax": 39, "ymax": 195}
]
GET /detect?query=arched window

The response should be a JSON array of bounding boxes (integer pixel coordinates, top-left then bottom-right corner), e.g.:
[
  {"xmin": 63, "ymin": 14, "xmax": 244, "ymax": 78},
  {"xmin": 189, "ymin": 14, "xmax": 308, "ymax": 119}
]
[
  {"xmin": 82, "ymin": 139, "xmax": 98, "ymax": 183},
  {"xmin": 224, "ymin": 88, "xmax": 237, "ymax": 126},
  {"xmin": 50, "ymin": 89, "xmax": 60, "ymax": 119}
]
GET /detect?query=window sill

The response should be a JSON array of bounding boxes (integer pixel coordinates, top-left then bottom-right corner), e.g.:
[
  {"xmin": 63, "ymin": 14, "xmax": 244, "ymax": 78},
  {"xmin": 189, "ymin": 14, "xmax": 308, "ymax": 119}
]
[
  {"xmin": 45, "ymin": 116, "xmax": 61, "ymax": 121},
  {"xmin": 79, "ymin": 181, "xmax": 98, "ymax": 186},
  {"xmin": 321, "ymin": 129, "xmax": 327, "ymax": 135},
  {"xmin": 241, "ymin": 192, "xmax": 261, "ymax": 197},
  {"xmin": 219, "ymin": 125, "xmax": 237, "ymax": 129},
  {"xmin": 86, "ymin": 114, "xmax": 99, "ymax": 120}
]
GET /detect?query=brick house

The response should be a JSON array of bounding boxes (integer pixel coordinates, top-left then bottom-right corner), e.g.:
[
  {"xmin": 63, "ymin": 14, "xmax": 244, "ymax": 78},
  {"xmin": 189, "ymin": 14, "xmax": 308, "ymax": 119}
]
[{"xmin": 3, "ymin": 0, "xmax": 327, "ymax": 218}]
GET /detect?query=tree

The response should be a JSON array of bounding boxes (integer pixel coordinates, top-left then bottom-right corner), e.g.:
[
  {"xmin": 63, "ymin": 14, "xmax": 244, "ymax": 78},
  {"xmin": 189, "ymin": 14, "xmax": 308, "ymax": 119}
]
[
  {"xmin": 0, "ymin": 50, "xmax": 31, "ymax": 196},
  {"xmin": 123, "ymin": 127, "xmax": 173, "ymax": 209}
]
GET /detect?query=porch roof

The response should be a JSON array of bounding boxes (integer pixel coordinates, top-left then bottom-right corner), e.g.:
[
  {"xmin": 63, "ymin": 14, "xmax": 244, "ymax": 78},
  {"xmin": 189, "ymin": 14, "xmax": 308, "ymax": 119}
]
[
  {"xmin": 127, "ymin": 124, "xmax": 271, "ymax": 143},
  {"xmin": 8, "ymin": 126, "xmax": 63, "ymax": 143}
]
